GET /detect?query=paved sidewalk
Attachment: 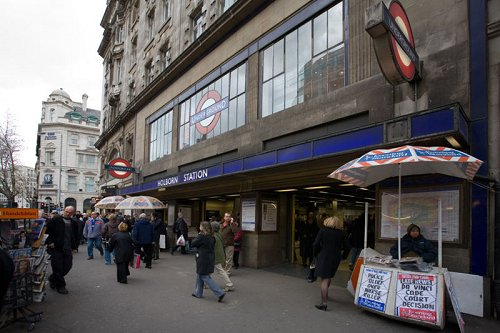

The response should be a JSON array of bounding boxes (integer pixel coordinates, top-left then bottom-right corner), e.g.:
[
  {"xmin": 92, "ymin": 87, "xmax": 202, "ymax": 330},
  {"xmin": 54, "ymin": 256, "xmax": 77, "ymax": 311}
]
[{"xmin": 2, "ymin": 246, "xmax": 498, "ymax": 332}]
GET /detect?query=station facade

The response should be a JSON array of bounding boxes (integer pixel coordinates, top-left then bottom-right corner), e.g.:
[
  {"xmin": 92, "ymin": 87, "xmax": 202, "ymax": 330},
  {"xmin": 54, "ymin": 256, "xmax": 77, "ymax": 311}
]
[{"xmin": 95, "ymin": 0, "xmax": 498, "ymax": 314}]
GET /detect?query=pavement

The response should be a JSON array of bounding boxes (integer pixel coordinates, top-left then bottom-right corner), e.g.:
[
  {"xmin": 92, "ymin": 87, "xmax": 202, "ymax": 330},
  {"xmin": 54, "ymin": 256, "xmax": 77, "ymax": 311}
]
[{"xmin": 1, "ymin": 245, "xmax": 499, "ymax": 333}]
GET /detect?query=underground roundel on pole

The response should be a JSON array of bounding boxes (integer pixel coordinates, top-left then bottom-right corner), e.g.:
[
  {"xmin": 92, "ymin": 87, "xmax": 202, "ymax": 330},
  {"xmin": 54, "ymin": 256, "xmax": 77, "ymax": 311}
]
[{"xmin": 107, "ymin": 158, "xmax": 134, "ymax": 179}]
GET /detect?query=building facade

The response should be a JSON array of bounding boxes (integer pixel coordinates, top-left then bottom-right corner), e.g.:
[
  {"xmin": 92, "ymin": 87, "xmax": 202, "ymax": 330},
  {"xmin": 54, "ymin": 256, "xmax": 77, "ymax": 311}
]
[
  {"xmin": 35, "ymin": 89, "xmax": 102, "ymax": 213},
  {"xmin": 96, "ymin": 0, "xmax": 499, "ymax": 313}
]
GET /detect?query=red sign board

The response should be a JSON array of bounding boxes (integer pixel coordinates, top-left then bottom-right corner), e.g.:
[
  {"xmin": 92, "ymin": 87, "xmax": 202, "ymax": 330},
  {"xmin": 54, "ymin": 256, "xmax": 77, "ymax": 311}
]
[{"xmin": 106, "ymin": 158, "xmax": 134, "ymax": 179}]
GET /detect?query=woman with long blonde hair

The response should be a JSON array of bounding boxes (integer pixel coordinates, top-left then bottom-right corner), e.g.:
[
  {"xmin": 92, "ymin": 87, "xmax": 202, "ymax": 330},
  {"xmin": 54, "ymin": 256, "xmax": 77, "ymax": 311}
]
[{"xmin": 312, "ymin": 216, "xmax": 350, "ymax": 310}]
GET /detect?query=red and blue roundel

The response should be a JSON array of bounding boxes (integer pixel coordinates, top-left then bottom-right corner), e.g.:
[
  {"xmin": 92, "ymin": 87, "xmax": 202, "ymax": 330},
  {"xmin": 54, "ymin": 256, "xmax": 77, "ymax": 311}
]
[
  {"xmin": 191, "ymin": 90, "xmax": 229, "ymax": 135},
  {"xmin": 389, "ymin": 1, "xmax": 416, "ymax": 82}
]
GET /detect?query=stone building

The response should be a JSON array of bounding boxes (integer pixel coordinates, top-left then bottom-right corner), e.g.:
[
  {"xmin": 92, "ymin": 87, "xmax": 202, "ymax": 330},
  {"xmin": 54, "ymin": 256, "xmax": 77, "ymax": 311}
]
[
  {"xmin": 95, "ymin": 0, "xmax": 499, "ymax": 314},
  {"xmin": 35, "ymin": 89, "xmax": 101, "ymax": 213}
]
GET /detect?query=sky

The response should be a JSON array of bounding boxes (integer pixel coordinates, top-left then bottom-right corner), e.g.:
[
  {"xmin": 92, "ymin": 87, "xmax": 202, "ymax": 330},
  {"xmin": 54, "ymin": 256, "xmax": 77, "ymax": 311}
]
[{"xmin": 0, "ymin": 0, "xmax": 107, "ymax": 168}]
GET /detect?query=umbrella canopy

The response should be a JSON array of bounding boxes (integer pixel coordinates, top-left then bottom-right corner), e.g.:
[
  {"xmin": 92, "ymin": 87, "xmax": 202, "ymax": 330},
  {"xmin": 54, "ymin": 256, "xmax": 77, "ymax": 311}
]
[
  {"xmin": 328, "ymin": 145, "xmax": 483, "ymax": 268},
  {"xmin": 328, "ymin": 145, "xmax": 482, "ymax": 187},
  {"xmin": 94, "ymin": 196, "xmax": 125, "ymax": 209},
  {"xmin": 115, "ymin": 196, "xmax": 166, "ymax": 210}
]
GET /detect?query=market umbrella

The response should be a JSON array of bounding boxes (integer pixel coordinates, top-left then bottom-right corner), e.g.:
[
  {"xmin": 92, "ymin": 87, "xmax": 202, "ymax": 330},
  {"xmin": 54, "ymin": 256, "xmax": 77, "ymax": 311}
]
[
  {"xmin": 94, "ymin": 195, "xmax": 125, "ymax": 209},
  {"xmin": 328, "ymin": 145, "xmax": 483, "ymax": 268},
  {"xmin": 115, "ymin": 195, "xmax": 166, "ymax": 210}
]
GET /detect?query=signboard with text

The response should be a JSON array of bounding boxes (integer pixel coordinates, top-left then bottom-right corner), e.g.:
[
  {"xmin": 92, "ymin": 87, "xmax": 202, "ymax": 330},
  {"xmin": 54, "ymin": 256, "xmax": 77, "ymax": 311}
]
[
  {"xmin": 357, "ymin": 267, "xmax": 392, "ymax": 312},
  {"xmin": 395, "ymin": 273, "xmax": 438, "ymax": 323}
]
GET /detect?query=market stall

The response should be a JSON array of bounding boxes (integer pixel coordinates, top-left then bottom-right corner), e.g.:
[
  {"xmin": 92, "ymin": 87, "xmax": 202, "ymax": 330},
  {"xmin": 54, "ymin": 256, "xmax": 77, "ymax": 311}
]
[
  {"xmin": 329, "ymin": 145, "xmax": 482, "ymax": 331},
  {"xmin": 0, "ymin": 208, "xmax": 47, "ymax": 331}
]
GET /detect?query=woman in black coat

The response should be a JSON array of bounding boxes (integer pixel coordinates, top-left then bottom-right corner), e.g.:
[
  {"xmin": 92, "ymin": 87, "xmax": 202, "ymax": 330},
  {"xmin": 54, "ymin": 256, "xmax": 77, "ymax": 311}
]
[
  {"xmin": 108, "ymin": 222, "xmax": 134, "ymax": 284},
  {"xmin": 313, "ymin": 216, "xmax": 349, "ymax": 311},
  {"xmin": 191, "ymin": 221, "xmax": 225, "ymax": 302}
]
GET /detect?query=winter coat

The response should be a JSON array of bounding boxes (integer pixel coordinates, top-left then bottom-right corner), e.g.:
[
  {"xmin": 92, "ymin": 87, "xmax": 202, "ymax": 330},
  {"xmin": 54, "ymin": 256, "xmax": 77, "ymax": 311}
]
[
  {"xmin": 132, "ymin": 218, "xmax": 154, "ymax": 245},
  {"xmin": 109, "ymin": 231, "xmax": 134, "ymax": 264},
  {"xmin": 173, "ymin": 218, "xmax": 188, "ymax": 238},
  {"xmin": 46, "ymin": 215, "xmax": 79, "ymax": 251},
  {"xmin": 390, "ymin": 234, "xmax": 437, "ymax": 263},
  {"xmin": 220, "ymin": 222, "xmax": 238, "ymax": 247},
  {"xmin": 233, "ymin": 228, "xmax": 243, "ymax": 252},
  {"xmin": 348, "ymin": 215, "xmax": 365, "ymax": 248},
  {"xmin": 191, "ymin": 233, "xmax": 215, "ymax": 275},
  {"xmin": 152, "ymin": 218, "xmax": 165, "ymax": 241},
  {"xmin": 213, "ymin": 232, "xmax": 225, "ymax": 265},
  {"xmin": 102, "ymin": 220, "xmax": 120, "ymax": 240},
  {"xmin": 83, "ymin": 218, "xmax": 105, "ymax": 239},
  {"xmin": 313, "ymin": 227, "xmax": 349, "ymax": 279}
]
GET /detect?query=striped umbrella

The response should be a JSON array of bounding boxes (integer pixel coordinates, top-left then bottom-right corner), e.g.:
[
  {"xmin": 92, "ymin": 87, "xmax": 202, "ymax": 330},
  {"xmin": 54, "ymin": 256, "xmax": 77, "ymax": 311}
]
[
  {"xmin": 94, "ymin": 196, "xmax": 124, "ymax": 209},
  {"xmin": 328, "ymin": 145, "xmax": 483, "ymax": 267},
  {"xmin": 115, "ymin": 196, "xmax": 166, "ymax": 210}
]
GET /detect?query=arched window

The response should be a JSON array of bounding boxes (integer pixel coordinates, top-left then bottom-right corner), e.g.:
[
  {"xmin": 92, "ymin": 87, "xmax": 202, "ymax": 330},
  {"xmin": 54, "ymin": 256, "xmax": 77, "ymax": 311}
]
[
  {"xmin": 83, "ymin": 198, "xmax": 92, "ymax": 213},
  {"xmin": 64, "ymin": 198, "xmax": 77, "ymax": 210}
]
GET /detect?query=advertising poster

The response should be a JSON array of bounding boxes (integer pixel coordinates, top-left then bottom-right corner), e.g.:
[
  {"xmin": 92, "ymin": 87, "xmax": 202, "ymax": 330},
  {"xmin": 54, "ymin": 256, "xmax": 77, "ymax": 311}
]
[
  {"xmin": 261, "ymin": 200, "xmax": 277, "ymax": 231},
  {"xmin": 357, "ymin": 267, "xmax": 392, "ymax": 312},
  {"xmin": 241, "ymin": 199, "xmax": 256, "ymax": 232},
  {"xmin": 395, "ymin": 273, "xmax": 438, "ymax": 323}
]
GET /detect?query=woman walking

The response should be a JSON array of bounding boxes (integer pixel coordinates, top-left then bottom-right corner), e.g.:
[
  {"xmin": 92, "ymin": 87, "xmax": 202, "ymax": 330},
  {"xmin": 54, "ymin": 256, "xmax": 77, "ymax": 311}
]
[
  {"xmin": 191, "ymin": 221, "xmax": 225, "ymax": 302},
  {"xmin": 108, "ymin": 222, "xmax": 134, "ymax": 284},
  {"xmin": 313, "ymin": 216, "xmax": 350, "ymax": 311}
]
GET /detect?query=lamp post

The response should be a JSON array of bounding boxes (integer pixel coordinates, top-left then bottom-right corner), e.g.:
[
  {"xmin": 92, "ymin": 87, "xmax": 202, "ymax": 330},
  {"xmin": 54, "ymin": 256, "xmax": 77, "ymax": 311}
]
[{"xmin": 56, "ymin": 132, "xmax": 63, "ymax": 212}]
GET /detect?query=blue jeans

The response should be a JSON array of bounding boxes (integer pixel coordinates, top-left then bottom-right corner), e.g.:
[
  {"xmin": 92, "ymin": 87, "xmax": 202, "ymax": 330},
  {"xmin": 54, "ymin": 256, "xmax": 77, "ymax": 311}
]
[
  {"xmin": 193, "ymin": 274, "xmax": 224, "ymax": 298},
  {"xmin": 104, "ymin": 247, "xmax": 114, "ymax": 264},
  {"xmin": 87, "ymin": 238, "xmax": 103, "ymax": 257}
]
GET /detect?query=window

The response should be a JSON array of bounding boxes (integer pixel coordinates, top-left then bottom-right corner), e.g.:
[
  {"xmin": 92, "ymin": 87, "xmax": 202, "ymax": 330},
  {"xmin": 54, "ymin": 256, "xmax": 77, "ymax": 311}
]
[
  {"xmin": 131, "ymin": 36, "xmax": 137, "ymax": 66},
  {"xmin": 162, "ymin": 0, "xmax": 170, "ymax": 22},
  {"xmin": 147, "ymin": 9, "xmax": 155, "ymax": 41},
  {"xmin": 68, "ymin": 176, "xmax": 78, "ymax": 192},
  {"xmin": 222, "ymin": 0, "xmax": 237, "ymax": 12},
  {"xmin": 193, "ymin": 11, "xmax": 205, "ymax": 39},
  {"xmin": 78, "ymin": 154, "xmax": 97, "ymax": 168},
  {"xmin": 115, "ymin": 25, "xmax": 123, "ymax": 43},
  {"xmin": 159, "ymin": 42, "xmax": 170, "ymax": 71},
  {"xmin": 114, "ymin": 58, "xmax": 121, "ymax": 84},
  {"xmin": 145, "ymin": 60, "xmax": 154, "ymax": 85},
  {"xmin": 46, "ymin": 151, "xmax": 55, "ymax": 165},
  {"xmin": 85, "ymin": 177, "xmax": 95, "ymax": 192},
  {"xmin": 87, "ymin": 136, "xmax": 96, "ymax": 147},
  {"xmin": 261, "ymin": 3, "xmax": 344, "ymax": 117},
  {"xmin": 149, "ymin": 110, "xmax": 173, "ymax": 161},
  {"xmin": 179, "ymin": 62, "xmax": 247, "ymax": 149},
  {"xmin": 70, "ymin": 134, "xmax": 79, "ymax": 145}
]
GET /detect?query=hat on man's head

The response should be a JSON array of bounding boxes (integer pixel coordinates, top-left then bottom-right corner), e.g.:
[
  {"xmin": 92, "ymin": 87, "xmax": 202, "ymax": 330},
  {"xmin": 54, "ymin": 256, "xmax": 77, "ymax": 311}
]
[{"xmin": 407, "ymin": 223, "xmax": 420, "ymax": 234}]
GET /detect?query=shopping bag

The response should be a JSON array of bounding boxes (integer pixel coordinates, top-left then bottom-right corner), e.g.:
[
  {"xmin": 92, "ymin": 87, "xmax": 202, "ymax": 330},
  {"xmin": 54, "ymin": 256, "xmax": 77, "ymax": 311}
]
[
  {"xmin": 176, "ymin": 235, "xmax": 185, "ymax": 246},
  {"xmin": 133, "ymin": 253, "xmax": 141, "ymax": 269}
]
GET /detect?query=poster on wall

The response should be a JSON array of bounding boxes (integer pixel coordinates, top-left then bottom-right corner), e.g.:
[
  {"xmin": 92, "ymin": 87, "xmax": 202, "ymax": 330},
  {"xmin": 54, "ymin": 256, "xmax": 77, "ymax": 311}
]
[
  {"xmin": 395, "ymin": 273, "xmax": 438, "ymax": 323},
  {"xmin": 241, "ymin": 199, "xmax": 256, "ymax": 232},
  {"xmin": 179, "ymin": 206, "xmax": 192, "ymax": 226},
  {"xmin": 380, "ymin": 188, "xmax": 460, "ymax": 242},
  {"xmin": 357, "ymin": 267, "xmax": 392, "ymax": 312},
  {"xmin": 261, "ymin": 200, "xmax": 277, "ymax": 231}
]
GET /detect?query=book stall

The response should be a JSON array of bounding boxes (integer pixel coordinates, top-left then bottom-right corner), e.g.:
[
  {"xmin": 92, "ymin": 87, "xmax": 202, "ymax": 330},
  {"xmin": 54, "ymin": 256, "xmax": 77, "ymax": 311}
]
[{"xmin": 0, "ymin": 208, "xmax": 47, "ymax": 331}]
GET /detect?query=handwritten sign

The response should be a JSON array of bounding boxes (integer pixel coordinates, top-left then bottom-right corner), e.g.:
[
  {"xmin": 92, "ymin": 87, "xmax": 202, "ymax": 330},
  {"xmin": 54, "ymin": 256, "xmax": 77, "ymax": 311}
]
[
  {"xmin": 395, "ymin": 273, "xmax": 438, "ymax": 323},
  {"xmin": 357, "ymin": 267, "xmax": 391, "ymax": 312}
]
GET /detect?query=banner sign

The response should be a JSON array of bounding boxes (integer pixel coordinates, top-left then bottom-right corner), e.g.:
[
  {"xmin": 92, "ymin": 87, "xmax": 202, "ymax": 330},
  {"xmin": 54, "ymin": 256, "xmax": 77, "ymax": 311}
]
[
  {"xmin": 357, "ymin": 267, "xmax": 392, "ymax": 312},
  {"xmin": 395, "ymin": 273, "xmax": 438, "ymax": 323}
]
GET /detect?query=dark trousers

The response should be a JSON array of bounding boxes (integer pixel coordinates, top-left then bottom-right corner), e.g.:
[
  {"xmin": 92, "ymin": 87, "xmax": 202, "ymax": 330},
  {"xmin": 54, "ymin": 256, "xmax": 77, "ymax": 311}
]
[
  {"xmin": 116, "ymin": 262, "xmax": 130, "ymax": 283},
  {"xmin": 49, "ymin": 249, "xmax": 73, "ymax": 289},
  {"xmin": 136, "ymin": 244, "xmax": 153, "ymax": 267},
  {"xmin": 153, "ymin": 237, "xmax": 160, "ymax": 259},
  {"xmin": 233, "ymin": 250, "xmax": 240, "ymax": 268}
]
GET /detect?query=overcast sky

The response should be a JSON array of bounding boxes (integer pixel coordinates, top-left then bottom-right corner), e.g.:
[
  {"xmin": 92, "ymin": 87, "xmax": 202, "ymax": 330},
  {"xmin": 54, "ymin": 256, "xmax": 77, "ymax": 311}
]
[{"xmin": 0, "ymin": 0, "xmax": 107, "ymax": 167}]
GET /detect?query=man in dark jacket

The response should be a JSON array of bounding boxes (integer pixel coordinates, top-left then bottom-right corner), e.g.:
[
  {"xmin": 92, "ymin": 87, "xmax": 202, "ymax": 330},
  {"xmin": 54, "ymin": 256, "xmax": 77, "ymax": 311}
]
[
  {"xmin": 390, "ymin": 223, "xmax": 437, "ymax": 263},
  {"xmin": 151, "ymin": 212, "xmax": 166, "ymax": 260},
  {"xmin": 45, "ymin": 206, "xmax": 79, "ymax": 294},
  {"xmin": 132, "ymin": 213, "xmax": 154, "ymax": 268},
  {"xmin": 0, "ymin": 248, "xmax": 14, "ymax": 312},
  {"xmin": 171, "ymin": 212, "xmax": 188, "ymax": 255}
]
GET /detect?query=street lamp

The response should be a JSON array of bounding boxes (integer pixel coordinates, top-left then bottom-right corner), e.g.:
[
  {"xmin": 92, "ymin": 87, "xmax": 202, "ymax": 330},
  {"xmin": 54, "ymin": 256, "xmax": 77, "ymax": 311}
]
[{"xmin": 56, "ymin": 132, "xmax": 63, "ymax": 212}]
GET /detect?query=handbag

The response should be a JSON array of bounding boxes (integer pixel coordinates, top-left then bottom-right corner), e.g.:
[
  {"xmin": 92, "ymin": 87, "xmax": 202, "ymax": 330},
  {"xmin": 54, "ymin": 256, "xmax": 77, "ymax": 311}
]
[
  {"xmin": 176, "ymin": 234, "xmax": 185, "ymax": 246},
  {"xmin": 133, "ymin": 253, "xmax": 141, "ymax": 269}
]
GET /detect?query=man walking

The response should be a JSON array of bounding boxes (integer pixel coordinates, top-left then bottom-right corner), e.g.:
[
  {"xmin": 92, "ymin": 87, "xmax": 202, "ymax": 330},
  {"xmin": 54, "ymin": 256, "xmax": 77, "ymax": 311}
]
[
  {"xmin": 220, "ymin": 212, "xmax": 238, "ymax": 275},
  {"xmin": 46, "ymin": 206, "xmax": 79, "ymax": 294},
  {"xmin": 171, "ymin": 212, "xmax": 188, "ymax": 255},
  {"xmin": 83, "ymin": 211, "xmax": 105, "ymax": 260},
  {"xmin": 132, "ymin": 213, "xmax": 154, "ymax": 268}
]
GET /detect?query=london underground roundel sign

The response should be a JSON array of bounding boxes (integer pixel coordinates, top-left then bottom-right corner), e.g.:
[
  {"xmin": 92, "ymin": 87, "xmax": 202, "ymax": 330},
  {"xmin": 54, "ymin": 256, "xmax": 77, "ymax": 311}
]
[
  {"xmin": 108, "ymin": 158, "xmax": 133, "ymax": 179},
  {"xmin": 191, "ymin": 90, "xmax": 228, "ymax": 135},
  {"xmin": 389, "ymin": 1, "xmax": 416, "ymax": 82}
]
